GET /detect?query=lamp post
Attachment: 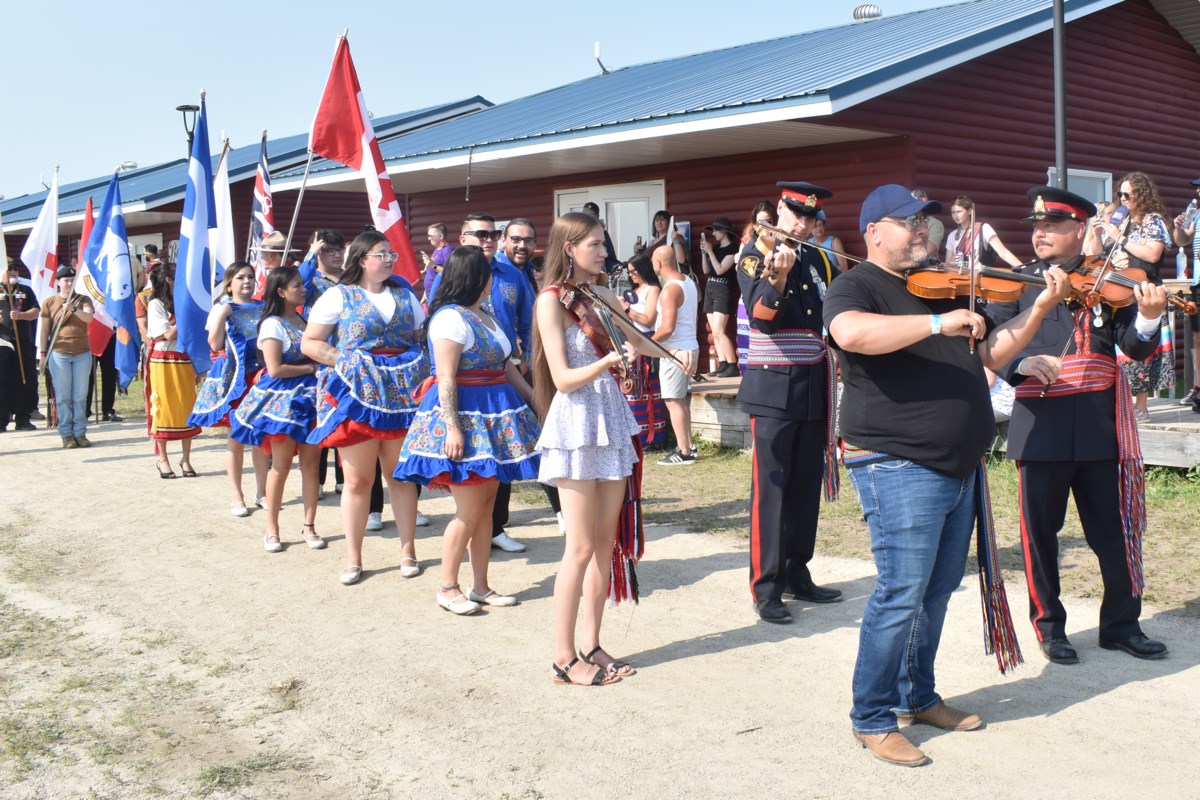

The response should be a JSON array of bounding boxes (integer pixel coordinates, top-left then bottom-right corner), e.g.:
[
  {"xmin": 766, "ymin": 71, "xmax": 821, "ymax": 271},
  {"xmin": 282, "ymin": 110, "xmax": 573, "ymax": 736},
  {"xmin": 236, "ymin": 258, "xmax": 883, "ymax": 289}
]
[{"xmin": 176, "ymin": 104, "xmax": 200, "ymax": 157}]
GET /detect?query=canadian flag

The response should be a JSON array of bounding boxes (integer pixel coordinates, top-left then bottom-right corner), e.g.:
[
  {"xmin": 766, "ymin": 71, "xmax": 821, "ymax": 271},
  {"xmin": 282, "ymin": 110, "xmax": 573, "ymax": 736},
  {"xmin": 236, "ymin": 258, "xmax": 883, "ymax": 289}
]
[
  {"xmin": 22, "ymin": 168, "xmax": 60, "ymax": 304},
  {"xmin": 309, "ymin": 37, "xmax": 420, "ymax": 286}
]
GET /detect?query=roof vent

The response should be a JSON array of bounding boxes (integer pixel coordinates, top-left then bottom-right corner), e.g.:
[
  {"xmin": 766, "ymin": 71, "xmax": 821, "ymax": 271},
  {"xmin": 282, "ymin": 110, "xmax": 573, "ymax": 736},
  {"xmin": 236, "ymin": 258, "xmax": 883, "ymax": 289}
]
[{"xmin": 853, "ymin": 4, "xmax": 882, "ymax": 20}]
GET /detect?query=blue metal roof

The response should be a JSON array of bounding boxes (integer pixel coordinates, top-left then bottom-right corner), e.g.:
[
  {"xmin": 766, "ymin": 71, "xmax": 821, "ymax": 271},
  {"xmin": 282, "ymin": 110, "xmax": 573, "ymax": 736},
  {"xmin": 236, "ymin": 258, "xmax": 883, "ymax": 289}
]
[
  {"xmin": 1, "ymin": 97, "xmax": 491, "ymax": 228},
  {"xmin": 277, "ymin": 0, "xmax": 1119, "ymax": 181}
]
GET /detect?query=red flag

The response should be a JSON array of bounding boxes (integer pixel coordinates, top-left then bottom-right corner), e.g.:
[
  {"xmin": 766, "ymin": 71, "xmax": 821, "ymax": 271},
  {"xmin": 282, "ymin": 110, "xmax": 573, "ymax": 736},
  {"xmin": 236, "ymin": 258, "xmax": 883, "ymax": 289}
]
[
  {"xmin": 78, "ymin": 198, "xmax": 114, "ymax": 356},
  {"xmin": 310, "ymin": 37, "xmax": 420, "ymax": 285}
]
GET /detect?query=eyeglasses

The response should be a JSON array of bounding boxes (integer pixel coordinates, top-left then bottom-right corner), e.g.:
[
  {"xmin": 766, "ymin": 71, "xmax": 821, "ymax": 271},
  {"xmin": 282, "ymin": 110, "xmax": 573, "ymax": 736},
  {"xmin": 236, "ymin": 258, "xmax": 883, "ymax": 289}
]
[
  {"xmin": 506, "ymin": 236, "xmax": 536, "ymax": 246},
  {"xmin": 464, "ymin": 230, "xmax": 502, "ymax": 241},
  {"xmin": 879, "ymin": 214, "xmax": 930, "ymax": 231},
  {"xmin": 1118, "ymin": 192, "xmax": 1132, "ymax": 200},
  {"xmin": 365, "ymin": 251, "xmax": 398, "ymax": 263}
]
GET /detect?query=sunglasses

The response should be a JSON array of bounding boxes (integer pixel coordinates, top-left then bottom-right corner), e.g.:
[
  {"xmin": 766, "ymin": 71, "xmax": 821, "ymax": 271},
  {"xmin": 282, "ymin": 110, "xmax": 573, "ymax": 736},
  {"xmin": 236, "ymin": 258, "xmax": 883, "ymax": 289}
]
[
  {"xmin": 464, "ymin": 230, "xmax": 502, "ymax": 241},
  {"xmin": 880, "ymin": 214, "xmax": 930, "ymax": 231},
  {"xmin": 1118, "ymin": 191, "xmax": 1132, "ymax": 200}
]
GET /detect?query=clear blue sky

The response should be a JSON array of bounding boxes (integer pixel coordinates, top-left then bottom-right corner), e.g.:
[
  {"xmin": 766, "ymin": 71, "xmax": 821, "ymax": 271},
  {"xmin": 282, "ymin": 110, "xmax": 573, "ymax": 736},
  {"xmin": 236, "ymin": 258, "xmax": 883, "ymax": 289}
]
[{"xmin": 1, "ymin": 0, "xmax": 948, "ymax": 200}]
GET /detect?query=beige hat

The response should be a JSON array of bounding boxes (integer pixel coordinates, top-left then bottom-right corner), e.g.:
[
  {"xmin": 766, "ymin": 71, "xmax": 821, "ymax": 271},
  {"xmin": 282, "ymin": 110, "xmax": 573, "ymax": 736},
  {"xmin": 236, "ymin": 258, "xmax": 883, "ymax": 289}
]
[{"xmin": 260, "ymin": 231, "xmax": 299, "ymax": 253}]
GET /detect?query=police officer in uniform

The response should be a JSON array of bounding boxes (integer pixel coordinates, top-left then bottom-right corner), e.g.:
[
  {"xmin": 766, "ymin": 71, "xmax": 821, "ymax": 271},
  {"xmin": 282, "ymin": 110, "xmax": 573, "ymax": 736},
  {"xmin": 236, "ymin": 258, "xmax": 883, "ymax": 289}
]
[
  {"xmin": 988, "ymin": 186, "xmax": 1168, "ymax": 664},
  {"xmin": 737, "ymin": 181, "xmax": 841, "ymax": 624}
]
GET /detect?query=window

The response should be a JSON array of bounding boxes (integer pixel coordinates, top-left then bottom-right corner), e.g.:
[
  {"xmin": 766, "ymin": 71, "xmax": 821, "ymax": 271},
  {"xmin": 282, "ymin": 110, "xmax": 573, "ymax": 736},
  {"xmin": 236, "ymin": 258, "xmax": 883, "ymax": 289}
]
[{"xmin": 1045, "ymin": 168, "xmax": 1111, "ymax": 205}]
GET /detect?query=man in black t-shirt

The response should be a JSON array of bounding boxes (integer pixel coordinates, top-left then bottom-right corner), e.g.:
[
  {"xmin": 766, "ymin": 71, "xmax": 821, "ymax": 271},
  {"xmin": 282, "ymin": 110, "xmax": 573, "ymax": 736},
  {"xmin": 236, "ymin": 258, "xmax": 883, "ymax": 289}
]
[{"xmin": 824, "ymin": 184, "xmax": 1070, "ymax": 768}]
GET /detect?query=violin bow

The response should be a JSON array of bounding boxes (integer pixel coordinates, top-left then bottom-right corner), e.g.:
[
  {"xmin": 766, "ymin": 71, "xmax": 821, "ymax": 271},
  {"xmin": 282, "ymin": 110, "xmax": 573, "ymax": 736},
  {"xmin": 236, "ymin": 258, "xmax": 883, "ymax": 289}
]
[
  {"xmin": 967, "ymin": 207, "xmax": 978, "ymax": 354},
  {"xmin": 578, "ymin": 283, "xmax": 685, "ymax": 366}
]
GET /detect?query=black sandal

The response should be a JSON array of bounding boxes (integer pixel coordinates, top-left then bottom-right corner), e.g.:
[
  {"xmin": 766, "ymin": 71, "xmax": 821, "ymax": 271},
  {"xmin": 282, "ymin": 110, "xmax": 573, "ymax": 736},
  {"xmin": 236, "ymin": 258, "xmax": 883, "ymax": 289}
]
[
  {"xmin": 552, "ymin": 657, "xmax": 619, "ymax": 686},
  {"xmin": 179, "ymin": 461, "xmax": 198, "ymax": 478},
  {"xmin": 156, "ymin": 461, "xmax": 176, "ymax": 479},
  {"xmin": 579, "ymin": 645, "xmax": 637, "ymax": 677}
]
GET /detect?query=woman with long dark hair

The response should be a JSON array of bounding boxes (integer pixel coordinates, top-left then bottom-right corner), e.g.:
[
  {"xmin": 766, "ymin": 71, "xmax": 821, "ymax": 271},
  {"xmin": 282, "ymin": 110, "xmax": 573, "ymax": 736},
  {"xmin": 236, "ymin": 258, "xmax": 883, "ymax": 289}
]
[
  {"xmin": 189, "ymin": 261, "xmax": 269, "ymax": 515},
  {"xmin": 533, "ymin": 212, "xmax": 649, "ymax": 686},
  {"xmin": 145, "ymin": 264, "xmax": 200, "ymax": 477},
  {"xmin": 301, "ymin": 230, "xmax": 429, "ymax": 586},
  {"xmin": 394, "ymin": 246, "xmax": 540, "ymax": 614},
  {"xmin": 944, "ymin": 195, "xmax": 1023, "ymax": 267},
  {"xmin": 619, "ymin": 255, "xmax": 667, "ymax": 447},
  {"xmin": 231, "ymin": 267, "xmax": 325, "ymax": 552}
]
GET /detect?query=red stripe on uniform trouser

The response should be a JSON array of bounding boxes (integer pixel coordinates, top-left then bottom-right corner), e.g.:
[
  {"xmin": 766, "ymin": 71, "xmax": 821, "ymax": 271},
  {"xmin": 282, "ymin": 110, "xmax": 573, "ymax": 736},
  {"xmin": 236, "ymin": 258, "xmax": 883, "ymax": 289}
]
[
  {"xmin": 745, "ymin": 329, "xmax": 839, "ymax": 500},
  {"xmin": 1016, "ymin": 462, "xmax": 1050, "ymax": 641},
  {"xmin": 412, "ymin": 369, "xmax": 505, "ymax": 403}
]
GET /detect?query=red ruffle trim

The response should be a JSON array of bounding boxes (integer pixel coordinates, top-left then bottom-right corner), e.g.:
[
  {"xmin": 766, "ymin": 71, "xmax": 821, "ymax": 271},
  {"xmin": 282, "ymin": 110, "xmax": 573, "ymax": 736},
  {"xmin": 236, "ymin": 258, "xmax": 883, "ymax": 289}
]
[{"xmin": 320, "ymin": 420, "xmax": 408, "ymax": 449}]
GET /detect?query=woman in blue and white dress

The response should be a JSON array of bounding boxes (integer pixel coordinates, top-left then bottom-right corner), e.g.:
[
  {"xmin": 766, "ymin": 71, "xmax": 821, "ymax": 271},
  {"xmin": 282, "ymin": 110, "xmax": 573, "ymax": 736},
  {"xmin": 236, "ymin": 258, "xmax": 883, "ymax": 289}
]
[
  {"xmin": 231, "ymin": 267, "xmax": 325, "ymax": 553},
  {"xmin": 394, "ymin": 246, "xmax": 541, "ymax": 615},
  {"xmin": 188, "ymin": 262, "xmax": 268, "ymax": 517},
  {"xmin": 301, "ymin": 230, "xmax": 429, "ymax": 586}
]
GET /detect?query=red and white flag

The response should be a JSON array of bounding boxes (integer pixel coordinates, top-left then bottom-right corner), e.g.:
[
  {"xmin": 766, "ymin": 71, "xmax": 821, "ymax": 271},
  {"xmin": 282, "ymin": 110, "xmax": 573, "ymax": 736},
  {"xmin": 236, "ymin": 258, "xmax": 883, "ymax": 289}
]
[
  {"xmin": 22, "ymin": 168, "xmax": 60, "ymax": 304},
  {"xmin": 248, "ymin": 131, "xmax": 274, "ymax": 295},
  {"xmin": 75, "ymin": 197, "xmax": 115, "ymax": 356},
  {"xmin": 310, "ymin": 37, "xmax": 420, "ymax": 285}
]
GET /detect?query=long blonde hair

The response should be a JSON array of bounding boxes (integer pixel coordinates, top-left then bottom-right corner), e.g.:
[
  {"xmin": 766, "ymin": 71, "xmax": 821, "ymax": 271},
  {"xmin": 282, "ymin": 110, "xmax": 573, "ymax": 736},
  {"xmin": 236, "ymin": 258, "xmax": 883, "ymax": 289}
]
[{"xmin": 530, "ymin": 212, "xmax": 604, "ymax": 420}]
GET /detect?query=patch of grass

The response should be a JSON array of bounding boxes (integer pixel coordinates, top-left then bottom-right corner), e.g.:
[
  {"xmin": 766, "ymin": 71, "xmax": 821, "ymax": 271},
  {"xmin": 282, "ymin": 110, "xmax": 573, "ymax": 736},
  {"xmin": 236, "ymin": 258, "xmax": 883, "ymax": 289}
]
[
  {"xmin": 0, "ymin": 709, "xmax": 67, "ymax": 777},
  {"xmin": 266, "ymin": 677, "xmax": 302, "ymax": 713},
  {"xmin": 195, "ymin": 750, "xmax": 295, "ymax": 797}
]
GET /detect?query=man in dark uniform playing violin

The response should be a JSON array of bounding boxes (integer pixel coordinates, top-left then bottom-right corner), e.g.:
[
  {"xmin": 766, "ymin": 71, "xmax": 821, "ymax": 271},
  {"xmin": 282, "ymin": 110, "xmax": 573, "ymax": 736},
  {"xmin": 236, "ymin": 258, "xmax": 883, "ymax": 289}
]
[
  {"xmin": 737, "ymin": 181, "xmax": 840, "ymax": 624},
  {"xmin": 988, "ymin": 186, "xmax": 1169, "ymax": 665}
]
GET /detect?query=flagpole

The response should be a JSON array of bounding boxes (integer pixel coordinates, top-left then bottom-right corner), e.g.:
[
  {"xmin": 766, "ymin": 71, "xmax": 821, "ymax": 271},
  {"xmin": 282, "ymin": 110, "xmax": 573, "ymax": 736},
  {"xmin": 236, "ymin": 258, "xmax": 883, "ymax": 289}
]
[
  {"xmin": 245, "ymin": 129, "xmax": 267, "ymax": 261},
  {"xmin": 282, "ymin": 151, "xmax": 315, "ymax": 261}
]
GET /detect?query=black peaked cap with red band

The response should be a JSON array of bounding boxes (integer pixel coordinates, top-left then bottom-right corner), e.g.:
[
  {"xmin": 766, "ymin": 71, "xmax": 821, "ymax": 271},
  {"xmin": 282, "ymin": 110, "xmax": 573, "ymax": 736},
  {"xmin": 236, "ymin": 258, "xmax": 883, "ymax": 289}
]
[
  {"xmin": 1024, "ymin": 186, "xmax": 1096, "ymax": 222},
  {"xmin": 777, "ymin": 181, "xmax": 833, "ymax": 218}
]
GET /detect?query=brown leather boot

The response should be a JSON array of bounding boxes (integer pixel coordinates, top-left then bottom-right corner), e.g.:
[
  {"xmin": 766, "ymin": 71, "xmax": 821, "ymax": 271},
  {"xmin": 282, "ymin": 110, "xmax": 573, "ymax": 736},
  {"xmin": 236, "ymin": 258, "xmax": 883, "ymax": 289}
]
[
  {"xmin": 853, "ymin": 730, "xmax": 929, "ymax": 767},
  {"xmin": 896, "ymin": 701, "xmax": 983, "ymax": 731}
]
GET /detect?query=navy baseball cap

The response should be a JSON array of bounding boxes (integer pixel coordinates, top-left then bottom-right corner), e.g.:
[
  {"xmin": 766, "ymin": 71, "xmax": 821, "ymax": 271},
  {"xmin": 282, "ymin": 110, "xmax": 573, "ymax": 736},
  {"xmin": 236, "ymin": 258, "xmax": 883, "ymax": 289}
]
[{"xmin": 859, "ymin": 184, "xmax": 942, "ymax": 234}]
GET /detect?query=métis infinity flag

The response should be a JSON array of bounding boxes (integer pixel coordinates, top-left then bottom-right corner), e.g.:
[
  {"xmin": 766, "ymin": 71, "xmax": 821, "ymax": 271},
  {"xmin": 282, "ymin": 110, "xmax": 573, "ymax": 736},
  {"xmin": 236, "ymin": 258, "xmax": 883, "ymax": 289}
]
[
  {"xmin": 82, "ymin": 173, "xmax": 140, "ymax": 388},
  {"xmin": 310, "ymin": 36, "xmax": 419, "ymax": 285},
  {"xmin": 174, "ymin": 94, "xmax": 217, "ymax": 375}
]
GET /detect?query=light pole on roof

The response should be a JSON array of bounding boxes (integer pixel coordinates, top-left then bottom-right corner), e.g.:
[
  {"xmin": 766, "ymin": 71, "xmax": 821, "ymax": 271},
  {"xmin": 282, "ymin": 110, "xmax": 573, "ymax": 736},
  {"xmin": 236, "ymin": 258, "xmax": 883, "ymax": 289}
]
[{"xmin": 176, "ymin": 104, "xmax": 201, "ymax": 157}]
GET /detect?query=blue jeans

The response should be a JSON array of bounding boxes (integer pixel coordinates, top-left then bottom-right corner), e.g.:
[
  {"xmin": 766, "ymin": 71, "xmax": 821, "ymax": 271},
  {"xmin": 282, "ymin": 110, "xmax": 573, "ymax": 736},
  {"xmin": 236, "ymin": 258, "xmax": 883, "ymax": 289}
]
[
  {"xmin": 847, "ymin": 458, "xmax": 976, "ymax": 734},
  {"xmin": 48, "ymin": 350, "xmax": 92, "ymax": 438}
]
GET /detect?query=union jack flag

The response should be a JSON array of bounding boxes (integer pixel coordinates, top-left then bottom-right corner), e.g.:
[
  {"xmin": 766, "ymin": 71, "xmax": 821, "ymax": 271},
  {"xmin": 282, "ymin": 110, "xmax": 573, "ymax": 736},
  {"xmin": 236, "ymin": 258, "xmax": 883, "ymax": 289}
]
[{"xmin": 247, "ymin": 130, "xmax": 274, "ymax": 294}]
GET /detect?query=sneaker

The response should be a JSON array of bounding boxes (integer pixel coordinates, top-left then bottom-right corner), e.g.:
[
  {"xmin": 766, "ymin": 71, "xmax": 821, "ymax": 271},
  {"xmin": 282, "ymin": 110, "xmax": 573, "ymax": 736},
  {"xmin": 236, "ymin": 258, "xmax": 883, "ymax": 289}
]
[
  {"xmin": 657, "ymin": 448, "xmax": 697, "ymax": 466},
  {"xmin": 556, "ymin": 511, "xmax": 566, "ymax": 534},
  {"xmin": 318, "ymin": 486, "xmax": 326, "ymax": 500},
  {"xmin": 415, "ymin": 510, "xmax": 430, "ymax": 527},
  {"xmin": 491, "ymin": 531, "xmax": 527, "ymax": 553},
  {"xmin": 102, "ymin": 411, "xmax": 125, "ymax": 422},
  {"xmin": 14, "ymin": 421, "xmax": 36, "ymax": 431},
  {"xmin": 1180, "ymin": 386, "xmax": 1199, "ymax": 406},
  {"xmin": 366, "ymin": 512, "xmax": 383, "ymax": 531},
  {"xmin": 334, "ymin": 483, "xmax": 344, "ymax": 494}
]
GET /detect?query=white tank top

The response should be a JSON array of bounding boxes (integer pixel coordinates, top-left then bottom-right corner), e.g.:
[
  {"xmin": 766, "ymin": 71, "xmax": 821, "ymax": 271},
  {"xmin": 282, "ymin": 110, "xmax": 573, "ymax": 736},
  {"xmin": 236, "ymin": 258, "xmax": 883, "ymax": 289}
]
[{"xmin": 657, "ymin": 277, "xmax": 698, "ymax": 350}]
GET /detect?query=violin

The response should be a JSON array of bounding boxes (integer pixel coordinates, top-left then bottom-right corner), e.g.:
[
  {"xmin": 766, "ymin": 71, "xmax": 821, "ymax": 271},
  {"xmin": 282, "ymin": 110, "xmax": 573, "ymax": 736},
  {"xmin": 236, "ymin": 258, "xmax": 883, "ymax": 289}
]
[
  {"xmin": 1063, "ymin": 256, "xmax": 1197, "ymax": 314},
  {"xmin": 904, "ymin": 260, "xmax": 1046, "ymax": 303},
  {"xmin": 752, "ymin": 222, "xmax": 863, "ymax": 276},
  {"xmin": 557, "ymin": 281, "xmax": 636, "ymax": 394}
]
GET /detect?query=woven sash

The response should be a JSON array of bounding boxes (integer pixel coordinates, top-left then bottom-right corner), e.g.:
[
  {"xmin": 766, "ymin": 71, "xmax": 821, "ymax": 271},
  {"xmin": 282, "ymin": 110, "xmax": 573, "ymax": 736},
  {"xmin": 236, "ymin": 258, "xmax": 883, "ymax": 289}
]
[{"xmin": 746, "ymin": 328, "xmax": 838, "ymax": 501}]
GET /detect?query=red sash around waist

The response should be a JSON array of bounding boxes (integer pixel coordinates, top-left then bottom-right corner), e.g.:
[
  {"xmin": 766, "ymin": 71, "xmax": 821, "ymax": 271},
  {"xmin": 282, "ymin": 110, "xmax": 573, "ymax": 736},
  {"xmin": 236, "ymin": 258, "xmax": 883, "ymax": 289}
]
[
  {"xmin": 1013, "ymin": 353, "xmax": 1115, "ymax": 398},
  {"xmin": 412, "ymin": 369, "xmax": 506, "ymax": 402}
]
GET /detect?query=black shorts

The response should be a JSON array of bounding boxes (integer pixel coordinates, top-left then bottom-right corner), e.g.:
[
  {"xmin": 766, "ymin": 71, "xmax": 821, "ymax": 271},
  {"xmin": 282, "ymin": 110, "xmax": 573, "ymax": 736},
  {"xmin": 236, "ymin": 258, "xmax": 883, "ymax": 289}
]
[{"xmin": 704, "ymin": 278, "xmax": 739, "ymax": 315}]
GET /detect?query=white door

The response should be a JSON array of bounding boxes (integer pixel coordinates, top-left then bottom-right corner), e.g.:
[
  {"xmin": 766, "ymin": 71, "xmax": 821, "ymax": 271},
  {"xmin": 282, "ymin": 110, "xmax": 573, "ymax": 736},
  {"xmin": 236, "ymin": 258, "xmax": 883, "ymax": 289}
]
[
  {"xmin": 128, "ymin": 233, "xmax": 164, "ymax": 267},
  {"xmin": 554, "ymin": 181, "xmax": 666, "ymax": 262}
]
